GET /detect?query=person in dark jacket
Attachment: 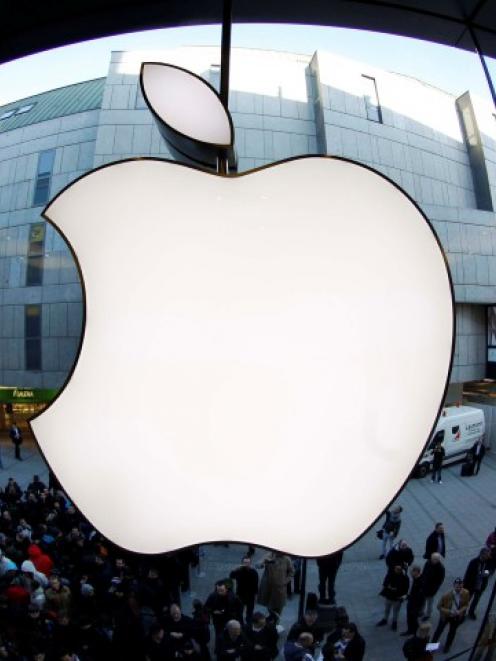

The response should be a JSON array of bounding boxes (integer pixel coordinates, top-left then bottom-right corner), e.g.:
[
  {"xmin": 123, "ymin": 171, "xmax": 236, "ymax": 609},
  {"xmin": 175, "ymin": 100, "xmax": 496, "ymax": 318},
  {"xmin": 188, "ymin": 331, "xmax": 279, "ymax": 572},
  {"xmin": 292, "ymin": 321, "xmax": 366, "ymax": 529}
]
[
  {"xmin": 205, "ymin": 581, "xmax": 242, "ymax": 650},
  {"xmin": 402, "ymin": 622, "xmax": 433, "ymax": 661},
  {"xmin": 230, "ymin": 557, "xmax": 259, "ymax": 623},
  {"xmin": 326, "ymin": 622, "xmax": 365, "ymax": 661},
  {"xmin": 217, "ymin": 620, "xmax": 250, "ymax": 660},
  {"xmin": 472, "ymin": 439, "xmax": 486, "ymax": 474},
  {"xmin": 242, "ymin": 611, "xmax": 278, "ymax": 660},
  {"xmin": 144, "ymin": 622, "xmax": 170, "ymax": 661},
  {"xmin": 283, "ymin": 633, "xmax": 314, "ymax": 661},
  {"xmin": 9, "ymin": 422, "xmax": 23, "ymax": 461},
  {"xmin": 421, "ymin": 553, "xmax": 445, "ymax": 620},
  {"xmin": 162, "ymin": 603, "xmax": 194, "ymax": 656},
  {"xmin": 401, "ymin": 565, "xmax": 425, "ymax": 636},
  {"xmin": 431, "ymin": 441, "xmax": 445, "ymax": 484},
  {"xmin": 377, "ymin": 565, "xmax": 409, "ymax": 631},
  {"xmin": 287, "ymin": 610, "xmax": 322, "ymax": 653},
  {"xmin": 386, "ymin": 540, "xmax": 414, "ymax": 571},
  {"xmin": 463, "ymin": 548, "xmax": 492, "ymax": 619},
  {"xmin": 423, "ymin": 523, "xmax": 446, "ymax": 559},
  {"xmin": 317, "ymin": 550, "xmax": 343, "ymax": 605}
]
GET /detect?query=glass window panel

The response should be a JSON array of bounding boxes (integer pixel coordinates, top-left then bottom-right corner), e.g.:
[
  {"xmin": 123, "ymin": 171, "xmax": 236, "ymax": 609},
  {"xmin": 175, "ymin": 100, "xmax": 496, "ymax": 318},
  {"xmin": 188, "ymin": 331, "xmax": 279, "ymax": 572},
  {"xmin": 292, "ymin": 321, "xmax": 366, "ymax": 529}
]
[
  {"xmin": 16, "ymin": 103, "xmax": 35, "ymax": 114},
  {"xmin": 37, "ymin": 149, "xmax": 55, "ymax": 175},
  {"xmin": 25, "ymin": 305, "xmax": 41, "ymax": 337},
  {"xmin": 362, "ymin": 74, "xmax": 382, "ymax": 123},
  {"xmin": 33, "ymin": 175, "xmax": 50, "ymax": 206},
  {"xmin": 26, "ymin": 255, "xmax": 44, "ymax": 286},
  {"xmin": 25, "ymin": 338, "xmax": 41, "ymax": 371}
]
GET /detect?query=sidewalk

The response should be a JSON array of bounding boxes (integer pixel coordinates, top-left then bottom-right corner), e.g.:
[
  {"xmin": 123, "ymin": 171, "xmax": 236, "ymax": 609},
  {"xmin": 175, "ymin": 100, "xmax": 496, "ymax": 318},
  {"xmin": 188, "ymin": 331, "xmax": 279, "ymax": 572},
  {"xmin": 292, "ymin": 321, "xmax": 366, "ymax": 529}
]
[{"xmin": 0, "ymin": 438, "xmax": 49, "ymax": 488}]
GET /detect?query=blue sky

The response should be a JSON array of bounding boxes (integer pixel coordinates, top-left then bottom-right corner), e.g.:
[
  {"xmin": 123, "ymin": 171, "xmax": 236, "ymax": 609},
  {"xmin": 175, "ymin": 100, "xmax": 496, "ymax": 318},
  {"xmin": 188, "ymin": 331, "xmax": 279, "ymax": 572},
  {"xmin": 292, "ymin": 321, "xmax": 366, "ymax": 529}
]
[{"xmin": 0, "ymin": 23, "xmax": 494, "ymax": 106}]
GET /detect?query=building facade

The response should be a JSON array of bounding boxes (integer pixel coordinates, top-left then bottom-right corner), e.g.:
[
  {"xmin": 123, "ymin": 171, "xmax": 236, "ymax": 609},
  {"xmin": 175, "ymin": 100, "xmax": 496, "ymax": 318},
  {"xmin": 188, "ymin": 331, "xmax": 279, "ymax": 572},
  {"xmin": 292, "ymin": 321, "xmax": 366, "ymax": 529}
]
[{"xmin": 1, "ymin": 47, "xmax": 495, "ymax": 416}]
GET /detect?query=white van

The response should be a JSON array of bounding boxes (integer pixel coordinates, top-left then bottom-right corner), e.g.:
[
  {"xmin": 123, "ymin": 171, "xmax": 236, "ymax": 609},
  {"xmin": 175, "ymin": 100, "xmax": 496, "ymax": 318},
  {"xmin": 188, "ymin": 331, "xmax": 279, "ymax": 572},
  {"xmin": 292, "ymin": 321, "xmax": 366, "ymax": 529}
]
[{"xmin": 416, "ymin": 405, "xmax": 485, "ymax": 478}]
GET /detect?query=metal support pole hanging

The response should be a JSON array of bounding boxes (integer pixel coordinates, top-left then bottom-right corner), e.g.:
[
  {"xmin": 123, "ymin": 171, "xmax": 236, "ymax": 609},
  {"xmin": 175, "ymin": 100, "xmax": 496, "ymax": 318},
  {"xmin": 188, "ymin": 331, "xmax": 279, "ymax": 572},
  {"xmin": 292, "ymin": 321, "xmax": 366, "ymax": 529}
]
[
  {"xmin": 217, "ymin": 0, "xmax": 232, "ymax": 175},
  {"xmin": 469, "ymin": 24, "xmax": 496, "ymax": 111},
  {"xmin": 298, "ymin": 557, "xmax": 308, "ymax": 621}
]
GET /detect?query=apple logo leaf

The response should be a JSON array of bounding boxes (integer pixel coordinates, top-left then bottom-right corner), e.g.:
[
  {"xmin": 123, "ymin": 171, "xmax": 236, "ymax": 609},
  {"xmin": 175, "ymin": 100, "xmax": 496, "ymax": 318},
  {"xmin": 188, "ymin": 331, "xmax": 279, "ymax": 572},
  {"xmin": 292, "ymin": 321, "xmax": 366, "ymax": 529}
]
[{"xmin": 140, "ymin": 62, "xmax": 234, "ymax": 168}]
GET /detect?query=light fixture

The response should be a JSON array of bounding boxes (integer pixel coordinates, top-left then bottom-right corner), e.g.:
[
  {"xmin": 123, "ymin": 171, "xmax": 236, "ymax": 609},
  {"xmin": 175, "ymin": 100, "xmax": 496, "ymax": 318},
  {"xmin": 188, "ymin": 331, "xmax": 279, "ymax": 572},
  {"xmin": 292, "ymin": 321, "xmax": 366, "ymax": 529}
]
[{"xmin": 31, "ymin": 62, "xmax": 454, "ymax": 555}]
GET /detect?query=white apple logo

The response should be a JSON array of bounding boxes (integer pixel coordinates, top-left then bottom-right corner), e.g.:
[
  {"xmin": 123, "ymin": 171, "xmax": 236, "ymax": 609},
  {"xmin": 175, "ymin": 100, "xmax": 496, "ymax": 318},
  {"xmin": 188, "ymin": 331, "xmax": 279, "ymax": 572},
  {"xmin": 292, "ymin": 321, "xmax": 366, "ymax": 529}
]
[{"xmin": 31, "ymin": 63, "xmax": 454, "ymax": 556}]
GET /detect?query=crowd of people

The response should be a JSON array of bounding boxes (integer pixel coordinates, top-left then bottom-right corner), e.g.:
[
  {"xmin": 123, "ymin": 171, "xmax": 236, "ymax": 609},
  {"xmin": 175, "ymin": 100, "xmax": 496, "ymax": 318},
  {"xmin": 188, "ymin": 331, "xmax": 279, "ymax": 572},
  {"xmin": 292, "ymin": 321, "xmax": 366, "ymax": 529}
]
[
  {"xmin": 0, "ymin": 471, "xmax": 494, "ymax": 660},
  {"xmin": 0, "ymin": 474, "xmax": 367, "ymax": 661},
  {"xmin": 376, "ymin": 507, "xmax": 496, "ymax": 658}
]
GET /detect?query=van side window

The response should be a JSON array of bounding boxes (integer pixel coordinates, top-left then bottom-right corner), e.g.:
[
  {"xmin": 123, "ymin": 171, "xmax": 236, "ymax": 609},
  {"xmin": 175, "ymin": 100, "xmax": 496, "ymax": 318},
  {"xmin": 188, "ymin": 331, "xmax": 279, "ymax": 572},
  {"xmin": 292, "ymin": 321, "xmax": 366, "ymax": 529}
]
[
  {"xmin": 452, "ymin": 426, "xmax": 459, "ymax": 435},
  {"xmin": 429, "ymin": 430, "xmax": 444, "ymax": 449}
]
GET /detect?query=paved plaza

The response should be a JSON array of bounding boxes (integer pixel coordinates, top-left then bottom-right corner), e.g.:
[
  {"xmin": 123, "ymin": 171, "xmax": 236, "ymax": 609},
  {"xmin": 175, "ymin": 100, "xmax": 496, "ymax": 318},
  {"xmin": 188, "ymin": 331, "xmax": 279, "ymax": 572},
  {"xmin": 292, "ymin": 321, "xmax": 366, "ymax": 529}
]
[{"xmin": 1, "ymin": 437, "xmax": 495, "ymax": 660}]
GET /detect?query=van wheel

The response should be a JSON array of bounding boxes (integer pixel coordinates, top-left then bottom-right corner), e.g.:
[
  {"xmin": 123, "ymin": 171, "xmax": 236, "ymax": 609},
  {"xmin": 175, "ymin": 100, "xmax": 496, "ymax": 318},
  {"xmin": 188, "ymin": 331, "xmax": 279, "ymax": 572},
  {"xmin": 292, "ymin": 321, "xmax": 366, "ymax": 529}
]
[{"xmin": 416, "ymin": 463, "xmax": 429, "ymax": 479}]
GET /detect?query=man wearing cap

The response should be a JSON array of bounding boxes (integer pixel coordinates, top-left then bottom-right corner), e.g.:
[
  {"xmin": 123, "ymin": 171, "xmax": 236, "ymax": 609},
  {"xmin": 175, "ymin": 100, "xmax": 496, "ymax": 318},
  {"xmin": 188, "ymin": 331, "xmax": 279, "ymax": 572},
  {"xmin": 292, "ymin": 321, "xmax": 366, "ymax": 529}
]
[{"xmin": 432, "ymin": 578, "xmax": 470, "ymax": 654}]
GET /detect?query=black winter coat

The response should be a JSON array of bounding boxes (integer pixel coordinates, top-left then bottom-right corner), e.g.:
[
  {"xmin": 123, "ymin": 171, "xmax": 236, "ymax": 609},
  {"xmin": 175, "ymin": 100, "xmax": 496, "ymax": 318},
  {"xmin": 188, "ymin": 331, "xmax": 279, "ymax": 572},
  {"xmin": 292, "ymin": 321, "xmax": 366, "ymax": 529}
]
[
  {"xmin": 243, "ymin": 623, "xmax": 278, "ymax": 660},
  {"xmin": 386, "ymin": 546, "xmax": 414, "ymax": 570},
  {"xmin": 463, "ymin": 557, "xmax": 490, "ymax": 595},
  {"xmin": 421, "ymin": 560, "xmax": 445, "ymax": 597},
  {"xmin": 322, "ymin": 632, "xmax": 365, "ymax": 661},
  {"xmin": 423, "ymin": 531, "xmax": 446, "ymax": 559},
  {"xmin": 381, "ymin": 569, "xmax": 409, "ymax": 601}
]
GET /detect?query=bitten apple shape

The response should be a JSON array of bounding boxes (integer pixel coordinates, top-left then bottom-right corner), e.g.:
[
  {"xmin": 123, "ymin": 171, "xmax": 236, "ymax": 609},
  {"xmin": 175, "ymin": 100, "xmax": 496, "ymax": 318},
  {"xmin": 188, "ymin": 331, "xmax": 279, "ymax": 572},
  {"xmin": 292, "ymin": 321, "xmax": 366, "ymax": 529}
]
[{"xmin": 32, "ymin": 155, "xmax": 454, "ymax": 556}]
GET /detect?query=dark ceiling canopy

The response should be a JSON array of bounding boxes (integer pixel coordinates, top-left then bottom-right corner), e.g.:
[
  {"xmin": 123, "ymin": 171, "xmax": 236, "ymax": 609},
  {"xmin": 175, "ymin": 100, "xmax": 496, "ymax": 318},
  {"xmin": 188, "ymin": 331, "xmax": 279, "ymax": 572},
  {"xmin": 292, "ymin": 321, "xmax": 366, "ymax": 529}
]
[{"xmin": 0, "ymin": 0, "xmax": 495, "ymax": 65}]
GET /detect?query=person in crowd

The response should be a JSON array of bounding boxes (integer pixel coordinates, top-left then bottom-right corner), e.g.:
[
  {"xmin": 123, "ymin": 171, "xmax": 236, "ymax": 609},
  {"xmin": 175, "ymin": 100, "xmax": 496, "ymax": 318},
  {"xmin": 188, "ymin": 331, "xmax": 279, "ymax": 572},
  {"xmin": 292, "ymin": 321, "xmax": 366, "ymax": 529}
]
[
  {"xmin": 45, "ymin": 574, "xmax": 72, "ymax": 619},
  {"xmin": 317, "ymin": 550, "xmax": 344, "ymax": 605},
  {"xmin": 287, "ymin": 609, "xmax": 322, "ymax": 653},
  {"xmin": 230, "ymin": 556, "xmax": 259, "ymax": 623},
  {"xmin": 21, "ymin": 559, "xmax": 48, "ymax": 589},
  {"xmin": 205, "ymin": 580, "xmax": 242, "ymax": 649},
  {"xmin": 463, "ymin": 547, "xmax": 492, "ymax": 619},
  {"xmin": 283, "ymin": 632, "xmax": 314, "ymax": 661},
  {"xmin": 4, "ymin": 476, "xmax": 22, "ymax": 503},
  {"xmin": 257, "ymin": 552, "xmax": 294, "ymax": 622},
  {"xmin": 28, "ymin": 543, "xmax": 54, "ymax": 577},
  {"xmin": 9, "ymin": 422, "xmax": 23, "ymax": 461},
  {"xmin": 379, "ymin": 505, "xmax": 402, "ymax": 559},
  {"xmin": 287, "ymin": 557, "xmax": 302, "ymax": 598},
  {"xmin": 377, "ymin": 564, "xmax": 409, "ymax": 631},
  {"xmin": 421, "ymin": 553, "xmax": 445, "ymax": 620},
  {"xmin": 191, "ymin": 598, "xmax": 211, "ymax": 659},
  {"xmin": 27, "ymin": 475, "xmax": 48, "ymax": 496},
  {"xmin": 144, "ymin": 621, "xmax": 170, "ymax": 661},
  {"xmin": 138, "ymin": 566, "xmax": 168, "ymax": 617},
  {"xmin": 432, "ymin": 578, "xmax": 470, "ymax": 655},
  {"xmin": 401, "ymin": 565, "xmax": 425, "ymax": 637},
  {"xmin": 112, "ymin": 594, "xmax": 146, "ymax": 660},
  {"xmin": 472, "ymin": 438, "xmax": 486, "ymax": 474},
  {"xmin": 163, "ymin": 602, "xmax": 195, "ymax": 655},
  {"xmin": 328, "ymin": 622, "xmax": 365, "ymax": 661},
  {"xmin": 217, "ymin": 619, "xmax": 249, "ymax": 660},
  {"xmin": 402, "ymin": 622, "xmax": 434, "ymax": 661},
  {"xmin": 0, "ymin": 548, "xmax": 17, "ymax": 576},
  {"xmin": 386, "ymin": 540, "xmax": 414, "ymax": 571},
  {"xmin": 242, "ymin": 611, "xmax": 278, "ymax": 660},
  {"xmin": 321, "ymin": 609, "xmax": 351, "ymax": 659},
  {"xmin": 423, "ymin": 523, "xmax": 446, "ymax": 559},
  {"xmin": 431, "ymin": 440, "xmax": 445, "ymax": 484}
]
